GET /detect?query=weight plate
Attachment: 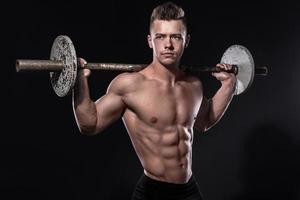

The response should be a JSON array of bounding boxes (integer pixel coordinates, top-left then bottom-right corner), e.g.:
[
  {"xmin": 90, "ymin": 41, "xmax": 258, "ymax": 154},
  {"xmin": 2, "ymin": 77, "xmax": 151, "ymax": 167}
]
[
  {"xmin": 50, "ymin": 35, "xmax": 77, "ymax": 97},
  {"xmin": 220, "ymin": 45, "xmax": 255, "ymax": 95}
]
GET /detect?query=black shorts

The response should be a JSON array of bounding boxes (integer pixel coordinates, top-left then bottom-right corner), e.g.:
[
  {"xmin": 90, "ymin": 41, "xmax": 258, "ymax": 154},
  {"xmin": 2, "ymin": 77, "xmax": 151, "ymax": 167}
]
[{"xmin": 131, "ymin": 174, "xmax": 204, "ymax": 200}]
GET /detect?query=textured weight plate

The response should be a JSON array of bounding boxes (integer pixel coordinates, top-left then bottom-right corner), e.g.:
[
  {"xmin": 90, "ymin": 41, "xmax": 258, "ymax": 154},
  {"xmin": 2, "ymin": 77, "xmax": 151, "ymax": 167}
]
[
  {"xmin": 220, "ymin": 45, "xmax": 255, "ymax": 95},
  {"xmin": 50, "ymin": 35, "xmax": 77, "ymax": 97}
]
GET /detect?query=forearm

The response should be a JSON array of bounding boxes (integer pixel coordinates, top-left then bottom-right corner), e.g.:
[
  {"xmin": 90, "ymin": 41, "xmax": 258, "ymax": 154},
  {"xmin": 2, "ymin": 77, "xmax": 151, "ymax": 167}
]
[
  {"xmin": 207, "ymin": 80, "xmax": 235, "ymax": 128},
  {"xmin": 72, "ymin": 71, "xmax": 98, "ymax": 134}
]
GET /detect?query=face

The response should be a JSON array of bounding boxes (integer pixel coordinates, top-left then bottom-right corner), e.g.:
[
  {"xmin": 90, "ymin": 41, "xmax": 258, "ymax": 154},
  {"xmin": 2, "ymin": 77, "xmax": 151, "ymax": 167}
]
[{"xmin": 148, "ymin": 20, "xmax": 190, "ymax": 68}]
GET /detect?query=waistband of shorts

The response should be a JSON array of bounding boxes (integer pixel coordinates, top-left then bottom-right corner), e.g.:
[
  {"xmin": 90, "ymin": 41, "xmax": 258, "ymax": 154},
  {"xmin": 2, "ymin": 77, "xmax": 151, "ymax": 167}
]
[{"xmin": 141, "ymin": 173, "xmax": 196, "ymax": 189}]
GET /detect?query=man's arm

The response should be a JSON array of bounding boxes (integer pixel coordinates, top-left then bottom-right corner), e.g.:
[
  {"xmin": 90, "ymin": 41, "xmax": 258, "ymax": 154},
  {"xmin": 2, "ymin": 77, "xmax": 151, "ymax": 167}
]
[
  {"xmin": 194, "ymin": 63, "xmax": 236, "ymax": 133},
  {"xmin": 72, "ymin": 58, "xmax": 127, "ymax": 135}
]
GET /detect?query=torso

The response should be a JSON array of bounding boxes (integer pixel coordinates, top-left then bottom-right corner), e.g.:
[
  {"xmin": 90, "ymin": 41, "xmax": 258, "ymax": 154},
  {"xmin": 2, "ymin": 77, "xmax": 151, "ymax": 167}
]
[{"xmin": 121, "ymin": 66, "xmax": 203, "ymax": 184}]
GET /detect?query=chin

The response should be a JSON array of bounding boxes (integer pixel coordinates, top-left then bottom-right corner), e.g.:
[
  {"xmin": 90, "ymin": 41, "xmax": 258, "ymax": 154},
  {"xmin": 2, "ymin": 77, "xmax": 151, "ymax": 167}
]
[
  {"xmin": 161, "ymin": 62, "xmax": 176, "ymax": 68},
  {"xmin": 160, "ymin": 59, "xmax": 177, "ymax": 67}
]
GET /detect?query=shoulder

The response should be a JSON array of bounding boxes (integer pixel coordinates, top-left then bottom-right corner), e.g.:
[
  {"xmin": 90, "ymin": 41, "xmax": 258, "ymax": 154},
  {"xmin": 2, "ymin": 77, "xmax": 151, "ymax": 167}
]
[
  {"xmin": 180, "ymin": 73, "xmax": 205, "ymax": 99},
  {"xmin": 107, "ymin": 72, "xmax": 145, "ymax": 95},
  {"xmin": 183, "ymin": 73, "xmax": 203, "ymax": 88}
]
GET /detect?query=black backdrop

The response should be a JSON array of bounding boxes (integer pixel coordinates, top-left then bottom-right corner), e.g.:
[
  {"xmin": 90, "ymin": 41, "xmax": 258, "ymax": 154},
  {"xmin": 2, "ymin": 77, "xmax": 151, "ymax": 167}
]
[{"xmin": 3, "ymin": 0, "xmax": 300, "ymax": 199}]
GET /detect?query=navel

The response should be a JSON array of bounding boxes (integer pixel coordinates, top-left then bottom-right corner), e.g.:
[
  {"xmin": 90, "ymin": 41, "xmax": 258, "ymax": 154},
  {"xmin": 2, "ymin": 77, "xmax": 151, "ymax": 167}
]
[{"xmin": 150, "ymin": 116, "xmax": 158, "ymax": 124}]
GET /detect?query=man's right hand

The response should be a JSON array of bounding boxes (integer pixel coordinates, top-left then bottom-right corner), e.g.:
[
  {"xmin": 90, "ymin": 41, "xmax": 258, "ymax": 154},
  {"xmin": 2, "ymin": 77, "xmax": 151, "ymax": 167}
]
[{"xmin": 77, "ymin": 57, "xmax": 91, "ymax": 77}]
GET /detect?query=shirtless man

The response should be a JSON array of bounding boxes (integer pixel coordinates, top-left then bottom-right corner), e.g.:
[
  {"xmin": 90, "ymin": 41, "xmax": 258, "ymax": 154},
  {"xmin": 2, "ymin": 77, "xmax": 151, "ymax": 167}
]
[{"xmin": 72, "ymin": 2, "xmax": 236, "ymax": 200}]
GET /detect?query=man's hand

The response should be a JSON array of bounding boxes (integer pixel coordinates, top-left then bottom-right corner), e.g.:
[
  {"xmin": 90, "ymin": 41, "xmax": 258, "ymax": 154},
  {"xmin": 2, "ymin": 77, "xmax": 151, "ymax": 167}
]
[
  {"xmin": 77, "ymin": 57, "xmax": 91, "ymax": 77},
  {"xmin": 212, "ymin": 63, "xmax": 237, "ymax": 85}
]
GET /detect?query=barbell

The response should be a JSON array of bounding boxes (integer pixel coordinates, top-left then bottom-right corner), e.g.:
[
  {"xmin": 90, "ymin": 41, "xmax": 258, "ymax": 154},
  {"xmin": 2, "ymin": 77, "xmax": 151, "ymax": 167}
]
[{"xmin": 16, "ymin": 35, "xmax": 268, "ymax": 97}]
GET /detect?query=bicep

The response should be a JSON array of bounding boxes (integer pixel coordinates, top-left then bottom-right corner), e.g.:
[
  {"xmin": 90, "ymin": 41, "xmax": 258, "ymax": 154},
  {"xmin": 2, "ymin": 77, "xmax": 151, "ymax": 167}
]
[
  {"xmin": 194, "ymin": 96, "xmax": 210, "ymax": 133},
  {"xmin": 94, "ymin": 91, "xmax": 126, "ymax": 132},
  {"xmin": 93, "ymin": 72, "xmax": 138, "ymax": 132}
]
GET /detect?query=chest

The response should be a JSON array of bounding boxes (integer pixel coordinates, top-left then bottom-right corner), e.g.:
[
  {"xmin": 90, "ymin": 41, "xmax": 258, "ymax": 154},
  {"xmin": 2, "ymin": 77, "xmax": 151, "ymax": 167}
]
[{"xmin": 124, "ymin": 82, "xmax": 202, "ymax": 126}]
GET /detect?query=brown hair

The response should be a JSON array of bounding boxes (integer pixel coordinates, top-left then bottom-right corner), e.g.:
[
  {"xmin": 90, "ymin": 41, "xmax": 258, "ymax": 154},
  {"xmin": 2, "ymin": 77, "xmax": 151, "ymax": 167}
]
[{"xmin": 149, "ymin": 2, "xmax": 187, "ymax": 31}]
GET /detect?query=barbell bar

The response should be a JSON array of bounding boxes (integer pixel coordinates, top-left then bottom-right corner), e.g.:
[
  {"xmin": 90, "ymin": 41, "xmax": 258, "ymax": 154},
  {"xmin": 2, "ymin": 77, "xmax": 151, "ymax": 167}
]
[{"xmin": 15, "ymin": 35, "xmax": 268, "ymax": 97}]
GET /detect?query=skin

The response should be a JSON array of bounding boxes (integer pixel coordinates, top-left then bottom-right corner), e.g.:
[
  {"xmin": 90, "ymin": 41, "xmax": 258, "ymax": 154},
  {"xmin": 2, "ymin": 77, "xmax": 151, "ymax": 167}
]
[{"xmin": 72, "ymin": 19, "xmax": 236, "ymax": 184}]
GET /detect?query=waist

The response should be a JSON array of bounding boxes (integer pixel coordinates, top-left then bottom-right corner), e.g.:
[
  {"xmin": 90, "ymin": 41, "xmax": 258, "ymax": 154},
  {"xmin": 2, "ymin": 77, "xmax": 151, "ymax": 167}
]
[
  {"xmin": 141, "ymin": 151, "xmax": 192, "ymax": 182},
  {"xmin": 142, "ymin": 172, "xmax": 195, "ymax": 188},
  {"xmin": 133, "ymin": 173, "xmax": 204, "ymax": 199}
]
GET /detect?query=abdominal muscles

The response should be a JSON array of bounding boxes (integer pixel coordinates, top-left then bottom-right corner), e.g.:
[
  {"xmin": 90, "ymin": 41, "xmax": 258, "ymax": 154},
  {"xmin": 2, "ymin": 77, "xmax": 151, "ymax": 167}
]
[{"xmin": 123, "ymin": 113, "xmax": 194, "ymax": 184}]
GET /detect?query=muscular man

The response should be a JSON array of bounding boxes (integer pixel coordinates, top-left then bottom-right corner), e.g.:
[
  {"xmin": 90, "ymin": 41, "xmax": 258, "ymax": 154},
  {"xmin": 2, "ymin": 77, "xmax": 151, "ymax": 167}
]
[{"xmin": 73, "ymin": 2, "xmax": 236, "ymax": 200}]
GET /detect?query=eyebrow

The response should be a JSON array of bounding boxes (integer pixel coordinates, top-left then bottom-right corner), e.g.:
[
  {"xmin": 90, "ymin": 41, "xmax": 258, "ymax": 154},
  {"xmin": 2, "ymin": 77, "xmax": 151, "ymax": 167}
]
[{"xmin": 154, "ymin": 33, "xmax": 182, "ymax": 36}]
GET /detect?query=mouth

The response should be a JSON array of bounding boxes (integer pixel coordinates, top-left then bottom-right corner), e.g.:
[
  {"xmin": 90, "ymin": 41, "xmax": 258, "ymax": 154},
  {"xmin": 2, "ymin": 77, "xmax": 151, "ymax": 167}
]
[{"xmin": 162, "ymin": 52, "xmax": 175, "ymax": 57}]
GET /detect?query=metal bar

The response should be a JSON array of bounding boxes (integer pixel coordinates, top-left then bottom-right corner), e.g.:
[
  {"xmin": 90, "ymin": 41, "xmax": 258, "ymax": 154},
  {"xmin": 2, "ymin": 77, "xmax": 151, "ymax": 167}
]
[
  {"xmin": 255, "ymin": 66, "xmax": 268, "ymax": 76},
  {"xmin": 16, "ymin": 59, "xmax": 266, "ymax": 76},
  {"xmin": 85, "ymin": 63, "xmax": 147, "ymax": 72},
  {"xmin": 16, "ymin": 59, "xmax": 64, "ymax": 72},
  {"xmin": 186, "ymin": 65, "xmax": 239, "ymax": 75}
]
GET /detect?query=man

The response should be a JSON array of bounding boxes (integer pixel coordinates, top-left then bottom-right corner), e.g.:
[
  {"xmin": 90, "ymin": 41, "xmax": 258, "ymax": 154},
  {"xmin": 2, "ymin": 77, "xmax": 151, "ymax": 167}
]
[{"xmin": 72, "ymin": 1, "xmax": 236, "ymax": 200}]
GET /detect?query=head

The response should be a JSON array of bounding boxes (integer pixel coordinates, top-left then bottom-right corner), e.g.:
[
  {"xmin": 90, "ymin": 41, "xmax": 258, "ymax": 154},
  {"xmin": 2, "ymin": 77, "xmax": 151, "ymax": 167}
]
[{"xmin": 148, "ymin": 2, "xmax": 190, "ymax": 68}]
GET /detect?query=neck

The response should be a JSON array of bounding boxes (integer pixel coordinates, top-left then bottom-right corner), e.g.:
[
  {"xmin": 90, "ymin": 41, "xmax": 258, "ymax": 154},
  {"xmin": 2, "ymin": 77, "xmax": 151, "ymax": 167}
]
[{"xmin": 149, "ymin": 61, "xmax": 183, "ymax": 85}]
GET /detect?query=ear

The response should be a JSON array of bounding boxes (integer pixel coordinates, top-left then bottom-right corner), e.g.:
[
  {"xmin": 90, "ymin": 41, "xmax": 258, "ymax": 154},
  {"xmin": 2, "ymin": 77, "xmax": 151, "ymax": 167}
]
[
  {"xmin": 147, "ymin": 34, "xmax": 153, "ymax": 48},
  {"xmin": 185, "ymin": 34, "xmax": 191, "ymax": 48}
]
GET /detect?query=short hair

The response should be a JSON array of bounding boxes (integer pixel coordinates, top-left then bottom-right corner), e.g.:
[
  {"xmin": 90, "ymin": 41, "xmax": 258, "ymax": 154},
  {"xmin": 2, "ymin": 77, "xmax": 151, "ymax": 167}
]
[{"xmin": 149, "ymin": 1, "xmax": 187, "ymax": 32}]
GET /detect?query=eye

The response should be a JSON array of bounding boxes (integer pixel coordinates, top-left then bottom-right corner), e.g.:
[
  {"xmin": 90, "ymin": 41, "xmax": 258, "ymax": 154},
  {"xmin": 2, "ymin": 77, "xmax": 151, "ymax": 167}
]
[
  {"xmin": 155, "ymin": 35, "xmax": 164, "ymax": 40},
  {"xmin": 172, "ymin": 35, "xmax": 183, "ymax": 40}
]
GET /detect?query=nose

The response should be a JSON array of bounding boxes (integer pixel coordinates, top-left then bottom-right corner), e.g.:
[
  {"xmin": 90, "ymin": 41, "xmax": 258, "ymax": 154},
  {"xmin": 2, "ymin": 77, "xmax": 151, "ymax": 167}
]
[{"xmin": 164, "ymin": 37, "xmax": 174, "ymax": 50}]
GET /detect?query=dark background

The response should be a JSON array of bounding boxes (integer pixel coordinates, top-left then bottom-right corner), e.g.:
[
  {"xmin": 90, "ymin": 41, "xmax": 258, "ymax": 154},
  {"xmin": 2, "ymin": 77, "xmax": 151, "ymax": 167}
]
[{"xmin": 3, "ymin": 0, "xmax": 300, "ymax": 199}]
